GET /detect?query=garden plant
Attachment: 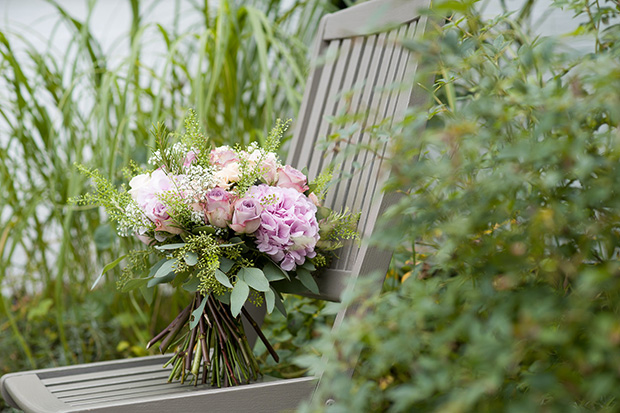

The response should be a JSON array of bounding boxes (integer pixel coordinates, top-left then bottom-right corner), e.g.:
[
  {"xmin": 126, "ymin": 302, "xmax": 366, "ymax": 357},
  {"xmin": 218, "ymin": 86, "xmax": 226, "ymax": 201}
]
[{"xmin": 299, "ymin": 0, "xmax": 620, "ymax": 411}]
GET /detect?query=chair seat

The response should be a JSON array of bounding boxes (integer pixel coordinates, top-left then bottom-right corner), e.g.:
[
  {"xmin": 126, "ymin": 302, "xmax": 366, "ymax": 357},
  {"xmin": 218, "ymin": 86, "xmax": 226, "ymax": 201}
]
[{"xmin": 0, "ymin": 355, "xmax": 316, "ymax": 413}]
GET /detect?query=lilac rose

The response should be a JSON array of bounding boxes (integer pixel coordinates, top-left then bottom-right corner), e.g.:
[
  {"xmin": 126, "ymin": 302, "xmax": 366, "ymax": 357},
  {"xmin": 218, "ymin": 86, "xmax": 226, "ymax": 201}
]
[
  {"xmin": 229, "ymin": 198, "xmax": 263, "ymax": 234},
  {"xmin": 205, "ymin": 187, "xmax": 234, "ymax": 228}
]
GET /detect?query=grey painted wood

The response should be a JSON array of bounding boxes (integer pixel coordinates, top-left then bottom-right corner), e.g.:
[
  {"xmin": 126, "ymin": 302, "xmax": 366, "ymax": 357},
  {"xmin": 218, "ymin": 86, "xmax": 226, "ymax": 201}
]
[{"xmin": 1, "ymin": 0, "xmax": 432, "ymax": 411}]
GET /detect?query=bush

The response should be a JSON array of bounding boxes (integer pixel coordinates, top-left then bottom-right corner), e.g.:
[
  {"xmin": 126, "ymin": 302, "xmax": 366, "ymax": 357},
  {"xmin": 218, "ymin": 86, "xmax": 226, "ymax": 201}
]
[{"xmin": 300, "ymin": 1, "xmax": 620, "ymax": 411}]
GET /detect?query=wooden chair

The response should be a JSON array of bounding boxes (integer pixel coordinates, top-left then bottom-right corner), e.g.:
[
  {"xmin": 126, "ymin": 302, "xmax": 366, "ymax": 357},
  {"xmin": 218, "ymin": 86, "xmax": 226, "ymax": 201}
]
[{"xmin": 0, "ymin": 0, "xmax": 431, "ymax": 411}]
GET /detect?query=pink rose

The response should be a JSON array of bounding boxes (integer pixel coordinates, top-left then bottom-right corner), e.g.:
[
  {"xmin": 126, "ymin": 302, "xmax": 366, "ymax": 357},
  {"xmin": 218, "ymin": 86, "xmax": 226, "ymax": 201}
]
[
  {"xmin": 260, "ymin": 153, "xmax": 279, "ymax": 185},
  {"xmin": 276, "ymin": 165, "xmax": 309, "ymax": 193},
  {"xmin": 229, "ymin": 198, "xmax": 263, "ymax": 234},
  {"xmin": 210, "ymin": 146, "xmax": 238, "ymax": 168},
  {"xmin": 205, "ymin": 188, "xmax": 234, "ymax": 228}
]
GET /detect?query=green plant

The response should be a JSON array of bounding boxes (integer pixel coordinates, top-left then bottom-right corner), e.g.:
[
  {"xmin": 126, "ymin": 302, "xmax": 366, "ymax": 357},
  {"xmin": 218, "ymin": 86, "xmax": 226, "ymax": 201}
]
[
  {"xmin": 299, "ymin": 0, "xmax": 620, "ymax": 411},
  {"xmin": 0, "ymin": 0, "xmax": 332, "ymax": 408}
]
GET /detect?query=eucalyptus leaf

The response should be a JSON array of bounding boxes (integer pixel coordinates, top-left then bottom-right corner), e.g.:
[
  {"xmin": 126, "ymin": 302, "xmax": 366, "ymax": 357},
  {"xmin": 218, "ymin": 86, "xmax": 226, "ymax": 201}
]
[
  {"xmin": 147, "ymin": 271, "xmax": 176, "ymax": 287},
  {"xmin": 120, "ymin": 278, "xmax": 149, "ymax": 293},
  {"xmin": 264, "ymin": 288, "xmax": 275, "ymax": 314},
  {"xmin": 215, "ymin": 269, "xmax": 233, "ymax": 288},
  {"xmin": 296, "ymin": 268, "xmax": 319, "ymax": 294},
  {"xmin": 183, "ymin": 276, "xmax": 201, "ymax": 293},
  {"xmin": 190, "ymin": 297, "xmax": 208, "ymax": 330},
  {"xmin": 91, "ymin": 254, "xmax": 127, "ymax": 290},
  {"xmin": 238, "ymin": 267, "xmax": 270, "ymax": 292},
  {"xmin": 155, "ymin": 259, "xmax": 176, "ymax": 278},
  {"xmin": 230, "ymin": 280, "xmax": 250, "ymax": 317},
  {"xmin": 192, "ymin": 225, "xmax": 217, "ymax": 235},
  {"xmin": 273, "ymin": 290, "xmax": 287, "ymax": 317},
  {"xmin": 155, "ymin": 243, "xmax": 185, "ymax": 251},
  {"xmin": 219, "ymin": 257, "xmax": 234, "ymax": 273},
  {"xmin": 148, "ymin": 258, "xmax": 168, "ymax": 278},
  {"xmin": 184, "ymin": 251, "xmax": 198, "ymax": 266},
  {"xmin": 264, "ymin": 261, "xmax": 288, "ymax": 281}
]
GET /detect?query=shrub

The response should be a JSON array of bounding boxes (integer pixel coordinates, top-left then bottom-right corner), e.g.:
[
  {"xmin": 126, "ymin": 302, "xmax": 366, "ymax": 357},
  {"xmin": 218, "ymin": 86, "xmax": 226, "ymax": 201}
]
[{"xmin": 300, "ymin": 1, "xmax": 620, "ymax": 411}]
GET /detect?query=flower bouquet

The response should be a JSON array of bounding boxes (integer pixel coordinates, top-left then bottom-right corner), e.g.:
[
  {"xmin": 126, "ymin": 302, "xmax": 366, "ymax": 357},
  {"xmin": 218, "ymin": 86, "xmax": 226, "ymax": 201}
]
[{"xmin": 75, "ymin": 111, "xmax": 358, "ymax": 387}]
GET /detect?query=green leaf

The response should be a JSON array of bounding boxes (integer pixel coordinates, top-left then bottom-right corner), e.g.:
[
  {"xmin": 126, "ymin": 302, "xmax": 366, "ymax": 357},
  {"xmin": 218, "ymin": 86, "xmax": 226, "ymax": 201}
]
[
  {"xmin": 147, "ymin": 271, "xmax": 176, "ymax": 287},
  {"xmin": 184, "ymin": 251, "xmax": 198, "ymax": 266},
  {"xmin": 230, "ymin": 280, "xmax": 250, "ymax": 317},
  {"xmin": 140, "ymin": 284, "xmax": 155, "ymax": 305},
  {"xmin": 301, "ymin": 261, "xmax": 316, "ymax": 272},
  {"xmin": 148, "ymin": 258, "xmax": 168, "ymax": 278},
  {"xmin": 190, "ymin": 297, "xmax": 208, "ymax": 330},
  {"xmin": 219, "ymin": 257, "xmax": 234, "ymax": 273},
  {"xmin": 155, "ymin": 259, "xmax": 176, "ymax": 278},
  {"xmin": 155, "ymin": 243, "xmax": 185, "ymax": 251},
  {"xmin": 264, "ymin": 288, "xmax": 275, "ymax": 314},
  {"xmin": 192, "ymin": 225, "xmax": 217, "ymax": 235},
  {"xmin": 121, "ymin": 278, "xmax": 149, "ymax": 292},
  {"xmin": 296, "ymin": 268, "xmax": 319, "ymax": 294},
  {"xmin": 215, "ymin": 291, "xmax": 230, "ymax": 305},
  {"xmin": 215, "ymin": 269, "xmax": 233, "ymax": 288},
  {"xmin": 238, "ymin": 267, "xmax": 270, "ymax": 292},
  {"xmin": 263, "ymin": 261, "xmax": 288, "ymax": 281},
  {"xmin": 92, "ymin": 254, "xmax": 127, "ymax": 290},
  {"xmin": 273, "ymin": 290, "xmax": 287, "ymax": 317},
  {"xmin": 183, "ymin": 276, "xmax": 201, "ymax": 293}
]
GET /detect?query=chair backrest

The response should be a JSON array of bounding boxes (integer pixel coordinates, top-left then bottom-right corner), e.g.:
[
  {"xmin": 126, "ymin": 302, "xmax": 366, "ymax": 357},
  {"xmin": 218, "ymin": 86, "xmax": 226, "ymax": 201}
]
[{"xmin": 285, "ymin": 0, "xmax": 431, "ymax": 301}]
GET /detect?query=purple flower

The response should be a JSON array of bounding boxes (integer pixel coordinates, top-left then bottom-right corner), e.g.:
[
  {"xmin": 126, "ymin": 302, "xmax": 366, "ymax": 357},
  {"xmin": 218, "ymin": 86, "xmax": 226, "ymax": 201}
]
[
  {"xmin": 247, "ymin": 185, "xmax": 319, "ymax": 271},
  {"xmin": 229, "ymin": 198, "xmax": 263, "ymax": 234},
  {"xmin": 205, "ymin": 187, "xmax": 234, "ymax": 228}
]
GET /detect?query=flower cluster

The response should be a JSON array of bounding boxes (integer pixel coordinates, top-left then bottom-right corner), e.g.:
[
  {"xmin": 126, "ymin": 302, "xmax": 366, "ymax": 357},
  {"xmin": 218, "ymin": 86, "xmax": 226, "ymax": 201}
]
[
  {"xmin": 76, "ymin": 114, "xmax": 359, "ymax": 389},
  {"xmin": 126, "ymin": 140, "xmax": 322, "ymax": 271}
]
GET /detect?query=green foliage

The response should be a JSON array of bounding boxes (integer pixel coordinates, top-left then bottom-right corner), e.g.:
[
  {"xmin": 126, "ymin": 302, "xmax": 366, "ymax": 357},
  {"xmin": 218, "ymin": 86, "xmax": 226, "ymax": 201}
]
[
  {"xmin": 0, "ymin": 0, "xmax": 332, "ymax": 407},
  {"xmin": 300, "ymin": 1, "xmax": 620, "ymax": 412}
]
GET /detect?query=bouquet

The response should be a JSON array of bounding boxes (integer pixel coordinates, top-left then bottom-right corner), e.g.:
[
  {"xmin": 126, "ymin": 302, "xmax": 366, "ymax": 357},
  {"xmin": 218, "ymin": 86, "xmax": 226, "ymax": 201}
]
[{"xmin": 75, "ymin": 111, "xmax": 358, "ymax": 387}]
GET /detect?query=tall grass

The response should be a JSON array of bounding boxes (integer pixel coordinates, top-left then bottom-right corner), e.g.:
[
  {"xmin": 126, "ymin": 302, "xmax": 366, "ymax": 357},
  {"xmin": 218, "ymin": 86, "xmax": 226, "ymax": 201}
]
[{"xmin": 0, "ymin": 0, "xmax": 332, "ymax": 385}]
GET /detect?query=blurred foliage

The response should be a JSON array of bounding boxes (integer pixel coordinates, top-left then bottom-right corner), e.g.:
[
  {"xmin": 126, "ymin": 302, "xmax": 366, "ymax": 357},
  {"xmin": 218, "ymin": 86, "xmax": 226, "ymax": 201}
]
[
  {"xmin": 256, "ymin": 294, "xmax": 338, "ymax": 379},
  {"xmin": 300, "ymin": 0, "xmax": 620, "ymax": 411},
  {"xmin": 0, "ymin": 0, "xmax": 335, "ymax": 410}
]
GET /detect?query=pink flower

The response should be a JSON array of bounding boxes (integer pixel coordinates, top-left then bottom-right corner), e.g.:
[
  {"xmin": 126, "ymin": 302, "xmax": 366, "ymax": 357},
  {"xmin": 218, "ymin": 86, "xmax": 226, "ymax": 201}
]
[
  {"xmin": 210, "ymin": 146, "xmax": 238, "ymax": 168},
  {"xmin": 229, "ymin": 198, "xmax": 263, "ymax": 234},
  {"xmin": 260, "ymin": 152, "xmax": 279, "ymax": 185},
  {"xmin": 308, "ymin": 192, "xmax": 320, "ymax": 207},
  {"xmin": 276, "ymin": 165, "xmax": 309, "ymax": 193},
  {"xmin": 205, "ymin": 187, "xmax": 234, "ymax": 228},
  {"xmin": 212, "ymin": 162, "xmax": 241, "ymax": 189},
  {"xmin": 128, "ymin": 169, "xmax": 182, "ymax": 235},
  {"xmin": 247, "ymin": 185, "xmax": 319, "ymax": 271},
  {"xmin": 183, "ymin": 150, "xmax": 197, "ymax": 168}
]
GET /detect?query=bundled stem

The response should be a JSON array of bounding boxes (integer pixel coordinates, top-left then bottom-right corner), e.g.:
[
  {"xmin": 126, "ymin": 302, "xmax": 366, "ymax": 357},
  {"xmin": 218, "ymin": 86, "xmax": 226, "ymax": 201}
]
[{"xmin": 149, "ymin": 292, "xmax": 277, "ymax": 387}]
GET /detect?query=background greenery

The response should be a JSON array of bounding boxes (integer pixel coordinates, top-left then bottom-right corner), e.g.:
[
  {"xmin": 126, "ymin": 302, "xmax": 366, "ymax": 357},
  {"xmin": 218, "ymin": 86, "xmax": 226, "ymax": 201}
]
[
  {"xmin": 300, "ymin": 0, "xmax": 620, "ymax": 411},
  {"xmin": 0, "ymin": 1, "xmax": 337, "ymax": 410},
  {"xmin": 5, "ymin": 0, "xmax": 620, "ymax": 412}
]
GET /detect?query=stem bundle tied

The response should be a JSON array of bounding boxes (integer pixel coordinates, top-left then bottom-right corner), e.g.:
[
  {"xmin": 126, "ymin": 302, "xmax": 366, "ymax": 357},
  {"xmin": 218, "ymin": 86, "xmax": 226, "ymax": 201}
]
[{"xmin": 148, "ymin": 293, "xmax": 278, "ymax": 387}]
